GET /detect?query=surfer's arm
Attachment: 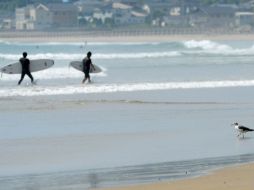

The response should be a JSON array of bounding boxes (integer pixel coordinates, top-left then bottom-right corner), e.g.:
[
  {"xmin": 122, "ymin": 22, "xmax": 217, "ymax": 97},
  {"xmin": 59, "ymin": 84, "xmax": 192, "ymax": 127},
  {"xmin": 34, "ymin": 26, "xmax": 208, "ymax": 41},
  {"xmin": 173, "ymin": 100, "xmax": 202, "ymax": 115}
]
[{"xmin": 28, "ymin": 59, "xmax": 31, "ymax": 71}]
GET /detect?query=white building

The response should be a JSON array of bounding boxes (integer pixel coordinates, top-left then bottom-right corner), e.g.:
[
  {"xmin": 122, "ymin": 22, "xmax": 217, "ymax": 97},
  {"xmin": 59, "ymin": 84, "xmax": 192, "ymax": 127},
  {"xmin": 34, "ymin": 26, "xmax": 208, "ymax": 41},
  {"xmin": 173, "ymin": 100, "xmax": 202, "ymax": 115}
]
[
  {"xmin": 16, "ymin": 5, "xmax": 33, "ymax": 30},
  {"xmin": 15, "ymin": 3, "xmax": 77, "ymax": 30},
  {"xmin": 16, "ymin": 4, "xmax": 52, "ymax": 30},
  {"xmin": 32, "ymin": 4, "xmax": 52, "ymax": 29},
  {"xmin": 235, "ymin": 12, "xmax": 254, "ymax": 26},
  {"xmin": 93, "ymin": 8, "xmax": 113, "ymax": 24}
]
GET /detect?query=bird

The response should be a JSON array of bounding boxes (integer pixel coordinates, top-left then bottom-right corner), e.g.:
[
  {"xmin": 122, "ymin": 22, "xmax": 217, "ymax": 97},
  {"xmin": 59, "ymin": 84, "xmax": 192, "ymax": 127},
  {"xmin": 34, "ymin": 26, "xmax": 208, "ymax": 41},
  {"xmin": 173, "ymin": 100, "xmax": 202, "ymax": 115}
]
[{"xmin": 231, "ymin": 122, "xmax": 254, "ymax": 138}]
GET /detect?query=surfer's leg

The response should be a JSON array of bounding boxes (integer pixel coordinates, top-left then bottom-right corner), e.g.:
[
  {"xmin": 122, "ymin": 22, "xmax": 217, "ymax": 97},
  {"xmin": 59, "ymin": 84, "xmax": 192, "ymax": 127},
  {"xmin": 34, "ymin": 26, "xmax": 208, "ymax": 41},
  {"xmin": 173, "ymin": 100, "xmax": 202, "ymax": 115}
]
[
  {"xmin": 82, "ymin": 77, "xmax": 87, "ymax": 84},
  {"xmin": 18, "ymin": 72, "xmax": 25, "ymax": 85},
  {"xmin": 88, "ymin": 73, "xmax": 91, "ymax": 83},
  {"xmin": 26, "ymin": 72, "xmax": 34, "ymax": 83},
  {"xmin": 82, "ymin": 71, "xmax": 89, "ymax": 84}
]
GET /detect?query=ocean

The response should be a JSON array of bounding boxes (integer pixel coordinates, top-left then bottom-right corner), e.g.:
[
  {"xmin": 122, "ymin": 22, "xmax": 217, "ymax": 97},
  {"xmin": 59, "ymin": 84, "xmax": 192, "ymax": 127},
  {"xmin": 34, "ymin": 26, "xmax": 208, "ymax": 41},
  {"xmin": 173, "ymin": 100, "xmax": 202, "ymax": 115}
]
[
  {"xmin": 2, "ymin": 40, "xmax": 254, "ymax": 96},
  {"xmin": 0, "ymin": 39, "xmax": 254, "ymax": 189}
]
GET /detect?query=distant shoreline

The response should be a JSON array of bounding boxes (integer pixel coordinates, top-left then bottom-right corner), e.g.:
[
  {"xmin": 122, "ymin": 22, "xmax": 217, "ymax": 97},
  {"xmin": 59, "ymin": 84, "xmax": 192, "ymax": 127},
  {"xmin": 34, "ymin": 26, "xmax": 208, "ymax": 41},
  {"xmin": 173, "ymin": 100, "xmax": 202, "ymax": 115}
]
[{"xmin": 1, "ymin": 31, "xmax": 254, "ymax": 42}]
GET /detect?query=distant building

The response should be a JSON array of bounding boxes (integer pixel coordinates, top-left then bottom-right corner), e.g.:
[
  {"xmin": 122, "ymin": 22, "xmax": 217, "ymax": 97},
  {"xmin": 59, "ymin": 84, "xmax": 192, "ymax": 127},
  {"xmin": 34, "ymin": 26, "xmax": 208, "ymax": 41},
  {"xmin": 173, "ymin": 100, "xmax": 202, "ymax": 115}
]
[
  {"xmin": 235, "ymin": 12, "xmax": 254, "ymax": 26},
  {"xmin": 47, "ymin": 3, "xmax": 78, "ymax": 28},
  {"xmin": 16, "ymin": 5, "xmax": 34, "ymax": 30},
  {"xmin": 112, "ymin": 2, "xmax": 146, "ymax": 25},
  {"xmin": 75, "ymin": 0, "xmax": 104, "ymax": 15},
  {"xmin": 0, "ymin": 2, "xmax": 14, "ymax": 30},
  {"xmin": 16, "ymin": 4, "xmax": 53, "ymax": 30},
  {"xmin": 93, "ymin": 8, "xmax": 113, "ymax": 24},
  {"xmin": 15, "ymin": 3, "xmax": 78, "ymax": 30},
  {"xmin": 2, "ymin": 19, "xmax": 14, "ymax": 30},
  {"xmin": 32, "ymin": 4, "xmax": 52, "ymax": 30},
  {"xmin": 189, "ymin": 5, "xmax": 237, "ymax": 29},
  {"xmin": 130, "ymin": 11, "xmax": 147, "ymax": 25}
]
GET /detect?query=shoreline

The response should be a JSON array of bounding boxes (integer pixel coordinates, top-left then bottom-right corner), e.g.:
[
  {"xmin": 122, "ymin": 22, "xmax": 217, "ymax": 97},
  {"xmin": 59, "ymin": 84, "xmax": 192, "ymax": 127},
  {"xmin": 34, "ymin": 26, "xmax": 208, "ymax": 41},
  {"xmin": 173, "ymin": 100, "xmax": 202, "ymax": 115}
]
[
  {"xmin": 1, "ymin": 150, "xmax": 254, "ymax": 189},
  {"xmin": 99, "ymin": 162, "xmax": 254, "ymax": 190},
  {"xmin": 2, "ymin": 33, "xmax": 254, "ymax": 42}
]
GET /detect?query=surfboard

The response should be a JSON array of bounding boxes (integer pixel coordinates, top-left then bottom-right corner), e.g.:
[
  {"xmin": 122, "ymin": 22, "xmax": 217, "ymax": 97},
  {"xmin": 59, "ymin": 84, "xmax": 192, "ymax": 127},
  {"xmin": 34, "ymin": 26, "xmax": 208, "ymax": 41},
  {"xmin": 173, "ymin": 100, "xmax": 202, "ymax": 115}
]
[
  {"xmin": 0, "ymin": 59, "xmax": 54, "ymax": 74},
  {"xmin": 70, "ymin": 61, "xmax": 102, "ymax": 73}
]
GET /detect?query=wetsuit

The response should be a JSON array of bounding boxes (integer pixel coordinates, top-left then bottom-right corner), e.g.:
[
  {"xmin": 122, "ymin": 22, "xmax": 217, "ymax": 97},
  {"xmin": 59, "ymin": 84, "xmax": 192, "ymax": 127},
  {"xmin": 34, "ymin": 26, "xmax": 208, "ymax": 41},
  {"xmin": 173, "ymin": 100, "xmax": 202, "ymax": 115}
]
[
  {"xmin": 18, "ymin": 57, "xmax": 34, "ymax": 85},
  {"xmin": 82, "ymin": 57, "xmax": 92, "ymax": 79}
]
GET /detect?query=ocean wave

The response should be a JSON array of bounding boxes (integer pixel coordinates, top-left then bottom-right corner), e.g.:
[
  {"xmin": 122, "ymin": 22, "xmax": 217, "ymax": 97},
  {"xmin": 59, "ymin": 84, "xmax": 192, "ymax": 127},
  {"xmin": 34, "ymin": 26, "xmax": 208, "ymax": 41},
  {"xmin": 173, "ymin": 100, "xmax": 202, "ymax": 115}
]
[
  {"xmin": 1, "ymin": 80, "xmax": 254, "ymax": 97},
  {"xmin": 183, "ymin": 40, "xmax": 232, "ymax": 50},
  {"xmin": 1, "ymin": 48, "xmax": 254, "ymax": 62},
  {"xmin": 1, "ymin": 40, "xmax": 254, "ymax": 62},
  {"xmin": 182, "ymin": 40, "xmax": 254, "ymax": 56}
]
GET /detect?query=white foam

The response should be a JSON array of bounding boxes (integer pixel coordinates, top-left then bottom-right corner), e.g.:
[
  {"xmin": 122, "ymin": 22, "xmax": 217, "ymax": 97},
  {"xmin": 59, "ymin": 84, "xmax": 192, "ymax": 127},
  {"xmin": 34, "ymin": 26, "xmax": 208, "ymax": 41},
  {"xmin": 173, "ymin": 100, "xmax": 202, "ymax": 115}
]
[
  {"xmin": 1, "ymin": 48, "xmax": 254, "ymax": 62},
  {"xmin": 183, "ymin": 40, "xmax": 232, "ymax": 51},
  {"xmin": 0, "ymin": 67, "xmax": 107, "ymax": 81},
  {"xmin": 1, "ymin": 80, "xmax": 254, "ymax": 97},
  {"xmin": 2, "ymin": 40, "xmax": 254, "ymax": 63},
  {"xmin": 0, "ymin": 51, "xmax": 181, "ymax": 61},
  {"xmin": 183, "ymin": 40, "xmax": 254, "ymax": 56}
]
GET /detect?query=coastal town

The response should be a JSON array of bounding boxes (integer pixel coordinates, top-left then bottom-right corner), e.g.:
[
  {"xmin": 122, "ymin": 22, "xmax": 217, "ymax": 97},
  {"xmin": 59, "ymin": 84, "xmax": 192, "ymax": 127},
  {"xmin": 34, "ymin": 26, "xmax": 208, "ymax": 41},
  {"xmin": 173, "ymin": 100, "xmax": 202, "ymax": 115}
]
[{"xmin": 1, "ymin": 0, "xmax": 254, "ymax": 34}]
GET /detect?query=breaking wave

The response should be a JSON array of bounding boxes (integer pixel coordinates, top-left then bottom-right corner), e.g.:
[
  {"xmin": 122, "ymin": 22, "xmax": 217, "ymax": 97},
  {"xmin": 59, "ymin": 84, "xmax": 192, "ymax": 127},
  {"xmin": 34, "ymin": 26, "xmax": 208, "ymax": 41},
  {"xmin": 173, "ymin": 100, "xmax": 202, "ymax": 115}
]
[
  {"xmin": 183, "ymin": 40, "xmax": 232, "ymax": 50},
  {"xmin": 2, "ymin": 40, "xmax": 254, "ymax": 61},
  {"xmin": 182, "ymin": 40, "xmax": 254, "ymax": 56}
]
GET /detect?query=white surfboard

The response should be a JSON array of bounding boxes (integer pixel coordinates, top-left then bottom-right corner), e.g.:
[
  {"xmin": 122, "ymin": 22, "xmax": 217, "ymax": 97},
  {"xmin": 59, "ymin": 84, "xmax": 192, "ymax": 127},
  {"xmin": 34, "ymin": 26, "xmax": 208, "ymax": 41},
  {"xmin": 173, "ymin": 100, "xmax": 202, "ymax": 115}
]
[
  {"xmin": 0, "ymin": 59, "xmax": 54, "ymax": 74},
  {"xmin": 70, "ymin": 61, "xmax": 102, "ymax": 73}
]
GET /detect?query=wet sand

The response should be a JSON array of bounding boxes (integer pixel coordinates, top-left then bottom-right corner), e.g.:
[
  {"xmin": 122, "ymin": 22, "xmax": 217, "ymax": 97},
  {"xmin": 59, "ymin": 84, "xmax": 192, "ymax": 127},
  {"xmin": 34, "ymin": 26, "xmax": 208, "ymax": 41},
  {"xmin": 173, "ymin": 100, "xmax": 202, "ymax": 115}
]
[{"xmin": 99, "ymin": 163, "xmax": 254, "ymax": 190}]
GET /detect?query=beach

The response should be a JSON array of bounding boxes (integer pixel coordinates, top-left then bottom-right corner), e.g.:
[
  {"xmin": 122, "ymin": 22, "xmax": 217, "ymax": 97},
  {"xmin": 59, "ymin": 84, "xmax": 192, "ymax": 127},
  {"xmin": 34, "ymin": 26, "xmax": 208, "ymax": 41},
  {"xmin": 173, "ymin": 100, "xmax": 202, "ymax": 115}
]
[{"xmin": 1, "ymin": 34, "xmax": 254, "ymax": 189}]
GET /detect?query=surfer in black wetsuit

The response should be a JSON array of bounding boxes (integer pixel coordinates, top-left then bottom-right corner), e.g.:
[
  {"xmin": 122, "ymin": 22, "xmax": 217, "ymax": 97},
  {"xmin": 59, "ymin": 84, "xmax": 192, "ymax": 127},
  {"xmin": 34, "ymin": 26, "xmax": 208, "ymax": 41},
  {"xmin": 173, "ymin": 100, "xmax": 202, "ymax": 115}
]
[
  {"xmin": 18, "ymin": 52, "xmax": 34, "ymax": 85},
  {"xmin": 82, "ymin": 51, "xmax": 95, "ymax": 84}
]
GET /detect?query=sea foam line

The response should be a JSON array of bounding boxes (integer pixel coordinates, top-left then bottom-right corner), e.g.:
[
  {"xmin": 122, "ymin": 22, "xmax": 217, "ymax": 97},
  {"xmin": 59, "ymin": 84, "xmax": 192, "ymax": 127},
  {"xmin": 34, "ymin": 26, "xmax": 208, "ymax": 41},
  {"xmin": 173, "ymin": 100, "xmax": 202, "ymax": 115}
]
[
  {"xmin": 1, "ymin": 80, "xmax": 254, "ymax": 97},
  {"xmin": 0, "ymin": 67, "xmax": 107, "ymax": 81},
  {"xmin": 0, "ymin": 51, "xmax": 181, "ymax": 61}
]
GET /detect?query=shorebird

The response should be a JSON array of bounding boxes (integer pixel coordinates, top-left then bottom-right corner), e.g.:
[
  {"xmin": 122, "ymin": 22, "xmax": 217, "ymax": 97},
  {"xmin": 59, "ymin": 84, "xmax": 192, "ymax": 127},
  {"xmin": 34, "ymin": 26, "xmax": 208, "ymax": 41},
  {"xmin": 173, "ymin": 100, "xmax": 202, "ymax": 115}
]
[{"xmin": 231, "ymin": 122, "xmax": 254, "ymax": 138}]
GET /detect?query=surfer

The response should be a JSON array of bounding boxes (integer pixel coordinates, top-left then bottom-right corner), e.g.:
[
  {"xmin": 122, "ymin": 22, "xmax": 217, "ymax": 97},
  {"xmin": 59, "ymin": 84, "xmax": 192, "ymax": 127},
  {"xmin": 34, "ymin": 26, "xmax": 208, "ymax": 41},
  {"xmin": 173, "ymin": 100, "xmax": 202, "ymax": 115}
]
[
  {"xmin": 82, "ymin": 51, "xmax": 95, "ymax": 84},
  {"xmin": 18, "ymin": 52, "xmax": 34, "ymax": 85}
]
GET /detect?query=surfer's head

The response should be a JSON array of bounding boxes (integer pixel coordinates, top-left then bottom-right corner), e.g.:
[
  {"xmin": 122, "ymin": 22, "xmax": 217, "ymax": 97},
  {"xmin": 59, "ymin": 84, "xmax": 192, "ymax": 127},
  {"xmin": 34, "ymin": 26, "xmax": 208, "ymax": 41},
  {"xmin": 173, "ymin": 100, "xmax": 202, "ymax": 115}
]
[
  {"xmin": 23, "ymin": 52, "xmax": 27, "ymax": 58},
  {"xmin": 87, "ymin": 51, "xmax": 92, "ymax": 58}
]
